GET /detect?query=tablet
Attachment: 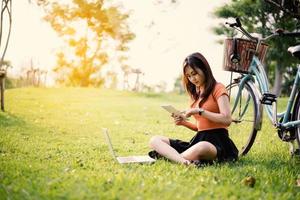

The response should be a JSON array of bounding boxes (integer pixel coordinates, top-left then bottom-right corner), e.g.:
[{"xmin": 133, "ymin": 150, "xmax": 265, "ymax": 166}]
[{"xmin": 161, "ymin": 105, "xmax": 181, "ymax": 115}]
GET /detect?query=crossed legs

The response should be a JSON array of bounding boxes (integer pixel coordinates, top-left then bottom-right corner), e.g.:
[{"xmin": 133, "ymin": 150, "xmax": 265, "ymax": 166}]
[{"xmin": 149, "ymin": 135, "xmax": 217, "ymax": 164}]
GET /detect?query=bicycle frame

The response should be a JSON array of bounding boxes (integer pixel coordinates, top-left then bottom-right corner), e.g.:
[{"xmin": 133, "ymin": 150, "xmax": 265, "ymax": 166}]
[{"xmin": 233, "ymin": 55, "xmax": 300, "ymax": 130}]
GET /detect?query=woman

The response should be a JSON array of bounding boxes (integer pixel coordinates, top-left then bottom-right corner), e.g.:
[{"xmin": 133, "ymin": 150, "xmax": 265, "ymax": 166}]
[{"xmin": 149, "ymin": 52, "xmax": 238, "ymax": 165}]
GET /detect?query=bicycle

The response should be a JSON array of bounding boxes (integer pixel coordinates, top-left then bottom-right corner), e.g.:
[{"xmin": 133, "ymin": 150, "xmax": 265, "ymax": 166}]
[{"xmin": 223, "ymin": 18, "xmax": 300, "ymax": 156}]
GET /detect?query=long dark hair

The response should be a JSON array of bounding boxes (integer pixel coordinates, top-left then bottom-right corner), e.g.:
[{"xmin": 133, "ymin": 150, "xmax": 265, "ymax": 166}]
[{"xmin": 182, "ymin": 52, "xmax": 216, "ymax": 106}]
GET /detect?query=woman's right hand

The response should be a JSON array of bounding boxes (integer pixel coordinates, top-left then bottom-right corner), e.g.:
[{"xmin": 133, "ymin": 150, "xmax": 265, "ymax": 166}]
[{"xmin": 171, "ymin": 113, "xmax": 186, "ymax": 126}]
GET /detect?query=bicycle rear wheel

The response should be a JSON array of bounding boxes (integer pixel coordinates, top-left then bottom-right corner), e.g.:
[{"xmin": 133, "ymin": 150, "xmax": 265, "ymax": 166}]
[
  {"xmin": 293, "ymin": 92, "xmax": 300, "ymax": 147},
  {"xmin": 227, "ymin": 82, "xmax": 259, "ymax": 156}
]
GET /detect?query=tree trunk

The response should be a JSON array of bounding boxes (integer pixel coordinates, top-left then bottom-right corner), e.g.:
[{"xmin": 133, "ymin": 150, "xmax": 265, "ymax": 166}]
[
  {"xmin": 272, "ymin": 63, "xmax": 283, "ymax": 96},
  {"xmin": 0, "ymin": 76, "xmax": 5, "ymax": 112}
]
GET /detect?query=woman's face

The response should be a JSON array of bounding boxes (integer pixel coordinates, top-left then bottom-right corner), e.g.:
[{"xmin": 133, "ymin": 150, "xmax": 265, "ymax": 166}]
[{"xmin": 185, "ymin": 65, "xmax": 205, "ymax": 88}]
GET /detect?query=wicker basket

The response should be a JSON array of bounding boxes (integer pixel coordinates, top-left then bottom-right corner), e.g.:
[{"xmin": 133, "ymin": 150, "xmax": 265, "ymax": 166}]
[{"xmin": 223, "ymin": 38, "xmax": 268, "ymax": 73}]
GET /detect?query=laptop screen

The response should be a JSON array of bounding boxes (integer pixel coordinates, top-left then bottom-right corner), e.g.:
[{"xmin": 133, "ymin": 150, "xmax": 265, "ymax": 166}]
[{"xmin": 102, "ymin": 128, "xmax": 117, "ymax": 160}]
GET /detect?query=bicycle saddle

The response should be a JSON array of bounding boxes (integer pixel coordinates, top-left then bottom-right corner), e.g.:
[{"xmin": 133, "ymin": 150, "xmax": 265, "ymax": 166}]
[{"xmin": 288, "ymin": 45, "xmax": 300, "ymax": 59}]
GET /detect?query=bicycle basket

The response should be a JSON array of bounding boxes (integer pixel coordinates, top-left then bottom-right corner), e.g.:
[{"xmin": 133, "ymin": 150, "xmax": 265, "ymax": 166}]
[{"xmin": 223, "ymin": 38, "xmax": 268, "ymax": 74}]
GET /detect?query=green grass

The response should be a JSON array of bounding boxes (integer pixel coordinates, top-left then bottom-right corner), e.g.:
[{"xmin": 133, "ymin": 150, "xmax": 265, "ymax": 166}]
[{"xmin": 0, "ymin": 87, "xmax": 299, "ymax": 200}]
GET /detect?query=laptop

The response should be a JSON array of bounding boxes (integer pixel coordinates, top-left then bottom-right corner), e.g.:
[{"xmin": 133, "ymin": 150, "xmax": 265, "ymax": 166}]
[{"xmin": 102, "ymin": 128, "xmax": 156, "ymax": 164}]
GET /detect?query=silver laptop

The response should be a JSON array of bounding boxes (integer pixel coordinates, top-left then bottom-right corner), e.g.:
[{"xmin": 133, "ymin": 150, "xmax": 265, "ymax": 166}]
[{"xmin": 102, "ymin": 128, "xmax": 156, "ymax": 164}]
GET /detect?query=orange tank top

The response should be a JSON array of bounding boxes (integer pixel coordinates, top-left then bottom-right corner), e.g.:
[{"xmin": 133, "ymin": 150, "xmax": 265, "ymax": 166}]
[{"xmin": 191, "ymin": 83, "xmax": 229, "ymax": 131}]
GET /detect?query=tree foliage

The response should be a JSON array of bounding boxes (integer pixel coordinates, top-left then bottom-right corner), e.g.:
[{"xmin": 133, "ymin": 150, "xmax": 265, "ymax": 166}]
[
  {"xmin": 173, "ymin": 74, "xmax": 184, "ymax": 94},
  {"xmin": 265, "ymin": 0, "xmax": 300, "ymax": 19},
  {"xmin": 213, "ymin": 0, "xmax": 299, "ymax": 96},
  {"xmin": 37, "ymin": 0, "xmax": 134, "ymax": 87}
]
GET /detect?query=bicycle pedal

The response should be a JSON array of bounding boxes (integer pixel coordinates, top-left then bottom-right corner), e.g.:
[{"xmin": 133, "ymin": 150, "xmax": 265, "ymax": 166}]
[
  {"xmin": 282, "ymin": 135, "xmax": 294, "ymax": 142},
  {"xmin": 261, "ymin": 93, "xmax": 277, "ymax": 105}
]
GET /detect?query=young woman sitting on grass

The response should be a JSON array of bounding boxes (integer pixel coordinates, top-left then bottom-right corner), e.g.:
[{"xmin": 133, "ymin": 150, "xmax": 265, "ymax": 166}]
[{"xmin": 149, "ymin": 52, "xmax": 238, "ymax": 166}]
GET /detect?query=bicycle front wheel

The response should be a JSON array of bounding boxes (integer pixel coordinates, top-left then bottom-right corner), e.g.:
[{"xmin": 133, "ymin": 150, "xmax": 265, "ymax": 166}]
[{"xmin": 227, "ymin": 82, "xmax": 259, "ymax": 156}]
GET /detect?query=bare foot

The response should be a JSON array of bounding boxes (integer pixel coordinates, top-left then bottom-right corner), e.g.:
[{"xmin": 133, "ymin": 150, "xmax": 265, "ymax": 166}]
[{"xmin": 182, "ymin": 159, "xmax": 192, "ymax": 166}]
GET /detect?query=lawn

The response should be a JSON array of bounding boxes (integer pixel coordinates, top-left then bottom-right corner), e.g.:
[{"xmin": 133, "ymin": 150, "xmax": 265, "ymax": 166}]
[{"xmin": 0, "ymin": 87, "xmax": 299, "ymax": 199}]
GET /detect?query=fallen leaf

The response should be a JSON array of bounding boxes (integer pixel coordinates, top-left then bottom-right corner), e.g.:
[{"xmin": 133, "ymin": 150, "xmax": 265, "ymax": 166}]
[
  {"xmin": 241, "ymin": 176, "xmax": 256, "ymax": 187},
  {"xmin": 296, "ymin": 179, "xmax": 300, "ymax": 187}
]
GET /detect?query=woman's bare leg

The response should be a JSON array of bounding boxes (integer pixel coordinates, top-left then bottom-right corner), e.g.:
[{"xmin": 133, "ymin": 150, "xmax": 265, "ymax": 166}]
[
  {"xmin": 181, "ymin": 141, "xmax": 217, "ymax": 161},
  {"xmin": 149, "ymin": 135, "xmax": 189, "ymax": 164}
]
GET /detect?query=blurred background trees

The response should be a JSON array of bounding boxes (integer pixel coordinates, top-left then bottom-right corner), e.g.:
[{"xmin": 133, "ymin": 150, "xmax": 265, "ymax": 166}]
[
  {"xmin": 24, "ymin": 0, "xmax": 300, "ymax": 95},
  {"xmin": 35, "ymin": 0, "xmax": 135, "ymax": 87}
]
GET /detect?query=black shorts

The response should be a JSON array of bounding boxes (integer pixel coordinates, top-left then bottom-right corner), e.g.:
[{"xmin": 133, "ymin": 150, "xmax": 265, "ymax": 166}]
[{"xmin": 169, "ymin": 128, "xmax": 238, "ymax": 163}]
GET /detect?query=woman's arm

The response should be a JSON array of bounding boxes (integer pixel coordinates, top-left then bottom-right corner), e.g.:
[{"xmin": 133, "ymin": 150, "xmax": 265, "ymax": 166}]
[
  {"xmin": 172, "ymin": 114, "xmax": 198, "ymax": 131},
  {"xmin": 178, "ymin": 120, "xmax": 198, "ymax": 131},
  {"xmin": 201, "ymin": 95, "xmax": 232, "ymax": 125},
  {"xmin": 184, "ymin": 95, "xmax": 232, "ymax": 126}
]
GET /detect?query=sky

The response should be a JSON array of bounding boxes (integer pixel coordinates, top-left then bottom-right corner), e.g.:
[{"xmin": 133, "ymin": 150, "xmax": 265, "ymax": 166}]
[{"xmin": 5, "ymin": 0, "xmax": 231, "ymax": 90}]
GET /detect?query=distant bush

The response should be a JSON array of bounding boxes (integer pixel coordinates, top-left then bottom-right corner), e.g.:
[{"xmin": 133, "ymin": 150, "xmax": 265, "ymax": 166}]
[
  {"xmin": 5, "ymin": 77, "xmax": 15, "ymax": 89},
  {"xmin": 5, "ymin": 77, "xmax": 28, "ymax": 89}
]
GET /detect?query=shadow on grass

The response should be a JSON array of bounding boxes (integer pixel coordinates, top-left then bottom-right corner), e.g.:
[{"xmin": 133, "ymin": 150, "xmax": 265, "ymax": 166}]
[
  {"xmin": 231, "ymin": 154, "xmax": 299, "ymax": 171},
  {"xmin": 0, "ymin": 112, "xmax": 27, "ymax": 128}
]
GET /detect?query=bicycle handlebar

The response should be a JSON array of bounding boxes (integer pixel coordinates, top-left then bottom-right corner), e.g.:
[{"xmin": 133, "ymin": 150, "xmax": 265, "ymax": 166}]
[
  {"xmin": 226, "ymin": 17, "xmax": 300, "ymax": 42},
  {"xmin": 225, "ymin": 18, "xmax": 241, "ymax": 28}
]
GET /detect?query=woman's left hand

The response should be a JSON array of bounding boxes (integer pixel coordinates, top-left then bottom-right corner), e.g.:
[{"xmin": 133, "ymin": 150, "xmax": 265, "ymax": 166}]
[{"xmin": 183, "ymin": 108, "xmax": 200, "ymax": 118}]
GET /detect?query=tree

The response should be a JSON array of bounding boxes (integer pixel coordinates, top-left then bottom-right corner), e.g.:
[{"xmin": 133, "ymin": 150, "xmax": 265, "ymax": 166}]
[
  {"xmin": 37, "ymin": 0, "xmax": 134, "ymax": 87},
  {"xmin": 213, "ymin": 0, "xmax": 299, "ymax": 96},
  {"xmin": 173, "ymin": 74, "xmax": 184, "ymax": 94},
  {"xmin": 281, "ymin": 65, "xmax": 298, "ymax": 96},
  {"xmin": 131, "ymin": 68, "xmax": 143, "ymax": 92},
  {"xmin": 105, "ymin": 70, "xmax": 118, "ymax": 89},
  {"xmin": 120, "ymin": 64, "xmax": 131, "ymax": 90},
  {"xmin": 265, "ymin": 0, "xmax": 300, "ymax": 19},
  {"xmin": 154, "ymin": 81, "xmax": 167, "ymax": 93}
]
